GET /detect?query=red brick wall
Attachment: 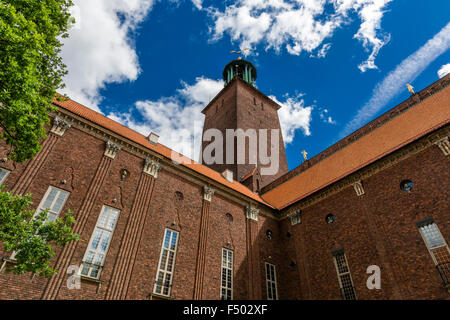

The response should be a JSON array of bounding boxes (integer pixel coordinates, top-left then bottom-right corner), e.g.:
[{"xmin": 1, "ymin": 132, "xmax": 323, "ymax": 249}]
[
  {"xmin": 280, "ymin": 141, "xmax": 450, "ymax": 300},
  {"xmin": 0, "ymin": 114, "xmax": 448, "ymax": 300},
  {"xmin": 201, "ymin": 78, "xmax": 289, "ymax": 187}
]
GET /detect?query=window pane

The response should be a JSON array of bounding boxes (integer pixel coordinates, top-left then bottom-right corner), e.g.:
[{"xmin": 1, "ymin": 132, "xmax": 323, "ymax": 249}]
[
  {"xmin": 160, "ymin": 249, "xmax": 168, "ymax": 270},
  {"xmin": 85, "ymin": 251, "xmax": 95, "ymax": 263},
  {"xmin": 52, "ymin": 191, "xmax": 68, "ymax": 213},
  {"xmin": 43, "ymin": 188, "xmax": 57, "ymax": 209},
  {"xmin": 170, "ymin": 233, "xmax": 177, "ymax": 250},
  {"xmin": 90, "ymin": 229, "xmax": 103, "ymax": 250},
  {"xmin": 97, "ymin": 209, "xmax": 109, "ymax": 228},
  {"xmin": 0, "ymin": 169, "xmax": 10, "ymax": 185},
  {"xmin": 45, "ymin": 212, "xmax": 58, "ymax": 223},
  {"xmin": 99, "ymin": 231, "xmax": 111, "ymax": 252},
  {"xmin": 164, "ymin": 231, "xmax": 171, "ymax": 249},
  {"xmin": 421, "ymin": 224, "xmax": 445, "ymax": 248},
  {"xmin": 107, "ymin": 210, "xmax": 119, "ymax": 230}
]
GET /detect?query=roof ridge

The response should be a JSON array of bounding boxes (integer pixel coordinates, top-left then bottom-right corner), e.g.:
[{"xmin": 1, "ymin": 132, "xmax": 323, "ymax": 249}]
[
  {"xmin": 261, "ymin": 74, "xmax": 450, "ymax": 194},
  {"xmin": 52, "ymin": 98, "xmax": 272, "ymax": 207}
]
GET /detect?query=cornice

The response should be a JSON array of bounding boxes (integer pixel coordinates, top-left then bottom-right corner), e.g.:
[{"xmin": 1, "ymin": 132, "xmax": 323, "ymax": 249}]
[
  {"xmin": 51, "ymin": 107, "xmax": 276, "ymax": 218},
  {"xmin": 279, "ymin": 124, "xmax": 450, "ymax": 220},
  {"xmin": 262, "ymin": 74, "xmax": 450, "ymax": 194}
]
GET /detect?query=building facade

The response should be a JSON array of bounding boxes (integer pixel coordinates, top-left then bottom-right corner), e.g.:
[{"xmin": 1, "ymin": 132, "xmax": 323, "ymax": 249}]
[{"xmin": 0, "ymin": 62, "xmax": 448, "ymax": 300}]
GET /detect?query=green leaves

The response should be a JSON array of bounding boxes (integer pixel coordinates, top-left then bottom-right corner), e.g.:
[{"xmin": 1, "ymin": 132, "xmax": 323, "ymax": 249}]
[
  {"xmin": 0, "ymin": 187, "xmax": 79, "ymax": 277},
  {"xmin": 0, "ymin": 1, "xmax": 78, "ymax": 277},
  {"xmin": 0, "ymin": 0, "xmax": 73, "ymax": 162}
]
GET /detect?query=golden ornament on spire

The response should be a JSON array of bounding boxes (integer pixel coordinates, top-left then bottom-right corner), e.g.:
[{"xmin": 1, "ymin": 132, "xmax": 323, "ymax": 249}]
[
  {"xmin": 406, "ymin": 83, "xmax": 415, "ymax": 94},
  {"xmin": 230, "ymin": 48, "xmax": 249, "ymax": 60},
  {"xmin": 301, "ymin": 150, "xmax": 308, "ymax": 161}
]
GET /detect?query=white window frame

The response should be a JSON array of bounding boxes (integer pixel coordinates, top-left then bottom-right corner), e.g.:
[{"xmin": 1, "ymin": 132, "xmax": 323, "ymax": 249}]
[
  {"xmin": 153, "ymin": 229, "xmax": 179, "ymax": 297},
  {"xmin": 265, "ymin": 262, "xmax": 278, "ymax": 300},
  {"xmin": 0, "ymin": 168, "xmax": 10, "ymax": 185},
  {"xmin": 333, "ymin": 251, "xmax": 357, "ymax": 300},
  {"xmin": 220, "ymin": 248, "xmax": 233, "ymax": 300},
  {"xmin": 79, "ymin": 205, "xmax": 120, "ymax": 279},
  {"xmin": 34, "ymin": 186, "xmax": 70, "ymax": 223},
  {"xmin": 418, "ymin": 221, "xmax": 450, "ymax": 266},
  {"xmin": 10, "ymin": 186, "xmax": 70, "ymax": 260}
]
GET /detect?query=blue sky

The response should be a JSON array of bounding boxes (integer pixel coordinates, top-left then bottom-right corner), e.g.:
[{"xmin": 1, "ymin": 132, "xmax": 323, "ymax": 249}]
[{"xmin": 61, "ymin": 0, "xmax": 450, "ymax": 171}]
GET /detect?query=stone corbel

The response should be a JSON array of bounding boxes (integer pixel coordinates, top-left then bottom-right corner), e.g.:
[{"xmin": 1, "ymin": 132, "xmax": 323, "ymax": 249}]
[
  {"xmin": 203, "ymin": 185, "xmax": 215, "ymax": 202},
  {"xmin": 50, "ymin": 116, "xmax": 72, "ymax": 136},
  {"xmin": 435, "ymin": 136, "xmax": 450, "ymax": 156},
  {"xmin": 289, "ymin": 209, "xmax": 302, "ymax": 226},
  {"xmin": 143, "ymin": 157, "xmax": 162, "ymax": 178},
  {"xmin": 104, "ymin": 140, "xmax": 121, "ymax": 159},
  {"xmin": 352, "ymin": 180, "xmax": 365, "ymax": 196},
  {"xmin": 246, "ymin": 205, "xmax": 259, "ymax": 221}
]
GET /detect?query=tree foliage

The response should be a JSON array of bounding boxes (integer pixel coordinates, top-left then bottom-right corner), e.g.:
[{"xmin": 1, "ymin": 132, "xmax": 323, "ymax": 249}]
[
  {"xmin": 0, "ymin": 1, "xmax": 78, "ymax": 277},
  {"xmin": 0, "ymin": 0, "xmax": 73, "ymax": 162},
  {"xmin": 0, "ymin": 187, "xmax": 79, "ymax": 277}
]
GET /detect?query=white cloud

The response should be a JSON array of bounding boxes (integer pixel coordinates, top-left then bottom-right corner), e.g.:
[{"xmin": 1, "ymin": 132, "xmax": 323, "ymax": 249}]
[
  {"xmin": 349, "ymin": 0, "xmax": 393, "ymax": 72},
  {"xmin": 61, "ymin": 0, "xmax": 154, "ymax": 111},
  {"xmin": 108, "ymin": 77, "xmax": 312, "ymax": 158},
  {"xmin": 206, "ymin": 0, "xmax": 392, "ymax": 71},
  {"xmin": 310, "ymin": 43, "xmax": 332, "ymax": 58},
  {"xmin": 272, "ymin": 94, "xmax": 313, "ymax": 144},
  {"xmin": 192, "ymin": 0, "xmax": 203, "ymax": 10},
  {"xmin": 438, "ymin": 63, "xmax": 450, "ymax": 78},
  {"xmin": 319, "ymin": 108, "xmax": 336, "ymax": 124},
  {"xmin": 341, "ymin": 22, "xmax": 450, "ymax": 137},
  {"xmin": 108, "ymin": 77, "xmax": 224, "ymax": 159}
]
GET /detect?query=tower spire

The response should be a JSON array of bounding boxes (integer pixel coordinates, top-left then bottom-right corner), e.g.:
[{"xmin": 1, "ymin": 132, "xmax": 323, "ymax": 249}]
[{"xmin": 223, "ymin": 59, "xmax": 257, "ymax": 86}]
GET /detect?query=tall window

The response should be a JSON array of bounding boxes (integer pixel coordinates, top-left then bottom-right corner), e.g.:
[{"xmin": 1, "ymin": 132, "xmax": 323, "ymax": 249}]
[
  {"xmin": 11, "ymin": 186, "xmax": 70, "ymax": 260},
  {"xmin": 417, "ymin": 219, "xmax": 450, "ymax": 285},
  {"xmin": 0, "ymin": 168, "xmax": 10, "ymax": 185},
  {"xmin": 35, "ymin": 186, "xmax": 70, "ymax": 222},
  {"xmin": 265, "ymin": 262, "xmax": 278, "ymax": 300},
  {"xmin": 80, "ymin": 206, "xmax": 120, "ymax": 279},
  {"xmin": 154, "ymin": 229, "xmax": 179, "ymax": 297},
  {"xmin": 332, "ymin": 249, "xmax": 357, "ymax": 300},
  {"xmin": 221, "ymin": 248, "xmax": 233, "ymax": 300}
]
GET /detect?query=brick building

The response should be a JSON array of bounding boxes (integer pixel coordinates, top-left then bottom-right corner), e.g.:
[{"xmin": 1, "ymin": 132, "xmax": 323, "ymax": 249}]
[{"xmin": 0, "ymin": 61, "xmax": 449, "ymax": 300}]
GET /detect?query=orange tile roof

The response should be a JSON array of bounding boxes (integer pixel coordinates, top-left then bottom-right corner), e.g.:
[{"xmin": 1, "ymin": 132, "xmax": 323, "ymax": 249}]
[
  {"xmin": 262, "ymin": 82, "xmax": 450, "ymax": 209},
  {"xmin": 52, "ymin": 98, "xmax": 271, "ymax": 207}
]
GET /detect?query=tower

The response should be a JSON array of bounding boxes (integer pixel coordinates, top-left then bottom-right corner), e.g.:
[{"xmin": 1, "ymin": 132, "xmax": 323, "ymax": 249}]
[{"xmin": 201, "ymin": 59, "xmax": 288, "ymax": 191}]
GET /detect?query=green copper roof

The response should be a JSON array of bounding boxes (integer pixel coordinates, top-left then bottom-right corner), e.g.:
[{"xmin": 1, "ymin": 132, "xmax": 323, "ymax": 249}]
[{"xmin": 222, "ymin": 59, "xmax": 257, "ymax": 86}]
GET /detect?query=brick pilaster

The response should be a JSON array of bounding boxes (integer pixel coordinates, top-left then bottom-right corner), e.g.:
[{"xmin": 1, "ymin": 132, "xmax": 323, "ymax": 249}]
[
  {"xmin": 245, "ymin": 205, "xmax": 261, "ymax": 299},
  {"xmin": 41, "ymin": 141, "xmax": 119, "ymax": 300},
  {"xmin": 105, "ymin": 158, "xmax": 160, "ymax": 300},
  {"xmin": 12, "ymin": 117, "xmax": 71, "ymax": 195},
  {"xmin": 193, "ymin": 186, "xmax": 214, "ymax": 299}
]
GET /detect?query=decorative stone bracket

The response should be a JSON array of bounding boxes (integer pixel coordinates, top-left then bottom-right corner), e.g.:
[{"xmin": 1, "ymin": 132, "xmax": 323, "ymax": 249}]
[
  {"xmin": 435, "ymin": 136, "xmax": 450, "ymax": 156},
  {"xmin": 289, "ymin": 209, "xmax": 302, "ymax": 226},
  {"xmin": 352, "ymin": 180, "xmax": 365, "ymax": 196},
  {"xmin": 104, "ymin": 140, "xmax": 121, "ymax": 159},
  {"xmin": 246, "ymin": 205, "xmax": 259, "ymax": 221},
  {"xmin": 143, "ymin": 157, "xmax": 162, "ymax": 178},
  {"xmin": 50, "ymin": 116, "xmax": 72, "ymax": 136},
  {"xmin": 203, "ymin": 185, "xmax": 215, "ymax": 202}
]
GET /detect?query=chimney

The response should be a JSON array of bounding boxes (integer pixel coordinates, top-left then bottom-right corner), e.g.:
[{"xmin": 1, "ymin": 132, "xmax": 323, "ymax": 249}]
[
  {"xmin": 148, "ymin": 132, "xmax": 159, "ymax": 145},
  {"xmin": 222, "ymin": 169, "xmax": 233, "ymax": 182}
]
